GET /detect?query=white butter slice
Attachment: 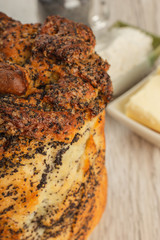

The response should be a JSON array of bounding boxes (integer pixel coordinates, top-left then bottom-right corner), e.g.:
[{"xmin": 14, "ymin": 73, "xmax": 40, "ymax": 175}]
[{"xmin": 125, "ymin": 75, "xmax": 160, "ymax": 132}]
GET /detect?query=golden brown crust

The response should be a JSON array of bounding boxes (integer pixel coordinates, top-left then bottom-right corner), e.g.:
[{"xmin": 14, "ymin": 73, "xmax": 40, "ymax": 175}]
[
  {"xmin": 0, "ymin": 18, "xmax": 41, "ymax": 65},
  {"xmin": 69, "ymin": 111, "xmax": 107, "ymax": 240},
  {"xmin": 40, "ymin": 15, "xmax": 96, "ymax": 48},
  {"xmin": 0, "ymin": 12, "xmax": 111, "ymax": 240},
  {"xmin": 0, "ymin": 110, "xmax": 107, "ymax": 240},
  {"xmin": 0, "ymin": 63, "xmax": 29, "ymax": 95},
  {"xmin": 0, "ymin": 13, "xmax": 112, "ymax": 142},
  {"xmin": 0, "ymin": 12, "xmax": 20, "ymax": 35}
]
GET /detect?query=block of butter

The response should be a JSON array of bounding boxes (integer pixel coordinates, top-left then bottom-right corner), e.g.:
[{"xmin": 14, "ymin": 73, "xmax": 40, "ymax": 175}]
[{"xmin": 125, "ymin": 74, "xmax": 160, "ymax": 132}]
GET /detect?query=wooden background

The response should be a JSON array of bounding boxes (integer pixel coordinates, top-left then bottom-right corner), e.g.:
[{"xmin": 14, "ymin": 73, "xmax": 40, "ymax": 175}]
[{"xmin": 0, "ymin": 0, "xmax": 160, "ymax": 239}]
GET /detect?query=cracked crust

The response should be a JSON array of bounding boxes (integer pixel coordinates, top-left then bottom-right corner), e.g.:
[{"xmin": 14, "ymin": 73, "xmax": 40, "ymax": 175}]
[
  {"xmin": 0, "ymin": 12, "xmax": 112, "ymax": 240},
  {"xmin": 0, "ymin": 13, "xmax": 112, "ymax": 142}
]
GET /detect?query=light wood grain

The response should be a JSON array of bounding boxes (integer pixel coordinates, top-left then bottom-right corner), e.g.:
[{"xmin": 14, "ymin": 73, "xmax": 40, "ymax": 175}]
[{"xmin": 90, "ymin": 1, "xmax": 160, "ymax": 239}]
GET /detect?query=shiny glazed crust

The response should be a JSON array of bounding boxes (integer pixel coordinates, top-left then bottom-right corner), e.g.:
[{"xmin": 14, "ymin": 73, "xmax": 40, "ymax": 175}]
[{"xmin": 0, "ymin": 12, "xmax": 112, "ymax": 240}]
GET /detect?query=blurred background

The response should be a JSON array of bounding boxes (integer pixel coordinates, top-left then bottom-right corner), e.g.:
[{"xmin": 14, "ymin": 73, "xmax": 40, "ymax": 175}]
[{"xmin": 0, "ymin": 0, "xmax": 160, "ymax": 33}]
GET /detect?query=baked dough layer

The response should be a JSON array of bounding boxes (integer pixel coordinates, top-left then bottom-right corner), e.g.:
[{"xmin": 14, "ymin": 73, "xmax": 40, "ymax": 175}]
[
  {"xmin": 0, "ymin": 111, "xmax": 107, "ymax": 240},
  {"xmin": 0, "ymin": 13, "xmax": 112, "ymax": 240}
]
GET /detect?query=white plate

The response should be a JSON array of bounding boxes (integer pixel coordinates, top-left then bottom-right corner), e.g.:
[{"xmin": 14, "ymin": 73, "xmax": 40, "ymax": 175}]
[{"xmin": 107, "ymin": 70, "xmax": 160, "ymax": 147}]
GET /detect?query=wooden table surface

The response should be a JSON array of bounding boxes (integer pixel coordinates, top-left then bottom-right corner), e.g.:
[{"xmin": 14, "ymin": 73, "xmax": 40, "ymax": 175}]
[{"xmin": 0, "ymin": 0, "xmax": 160, "ymax": 239}]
